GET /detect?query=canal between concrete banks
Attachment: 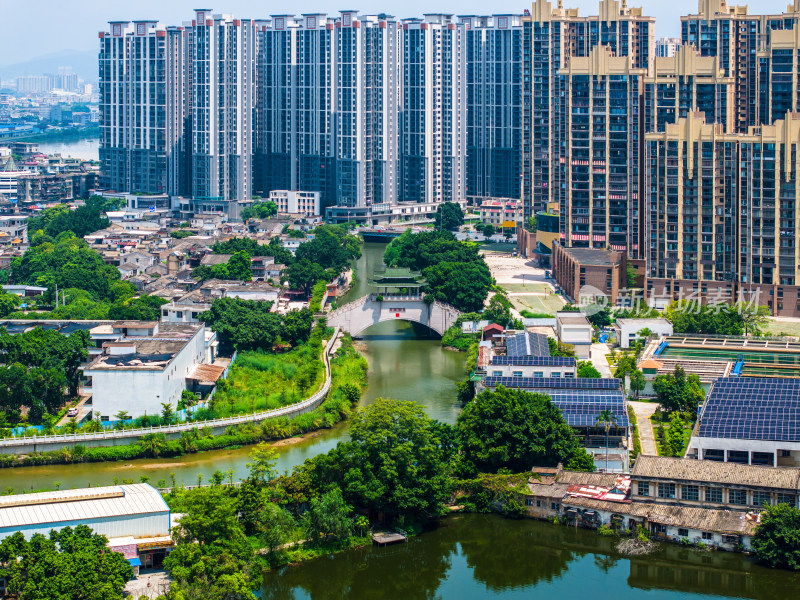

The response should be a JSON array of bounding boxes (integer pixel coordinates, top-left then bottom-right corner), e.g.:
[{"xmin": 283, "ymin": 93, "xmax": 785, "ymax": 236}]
[{"xmin": 0, "ymin": 243, "xmax": 465, "ymax": 492}]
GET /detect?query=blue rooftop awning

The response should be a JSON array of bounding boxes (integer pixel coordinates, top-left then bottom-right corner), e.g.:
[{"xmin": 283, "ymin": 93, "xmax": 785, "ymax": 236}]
[{"xmin": 128, "ymin": 558, "xmax": 142, "ymax": 567}]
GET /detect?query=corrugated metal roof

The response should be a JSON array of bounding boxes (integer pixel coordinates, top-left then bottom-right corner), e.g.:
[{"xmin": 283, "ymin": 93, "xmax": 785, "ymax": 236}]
[
  {"xmin": 0, "ymin": 484, "xmax": 169, "ymax": 530},
  {"xmin": 632, "ymin": 455, "xmax": 800, "ymax": 491},
  {"xmin": 187, "ymin": 363, "xmax": 226, "ymax": 383}
]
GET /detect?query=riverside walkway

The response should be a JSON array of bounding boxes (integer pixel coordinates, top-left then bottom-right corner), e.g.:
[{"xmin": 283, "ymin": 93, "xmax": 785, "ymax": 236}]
[{"xmin": 0, "ymin": 329, "xmax": 340, "ymax": 454}]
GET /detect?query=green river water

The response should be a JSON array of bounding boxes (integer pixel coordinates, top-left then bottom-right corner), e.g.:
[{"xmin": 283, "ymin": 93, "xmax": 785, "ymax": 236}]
[
  {"xmin": 261, "ymin": 514, "xmax": 800, "ymax": 599},
  {"xmin": 2, "ymin": 240, "xmax": 799, "ymax": 598},
  {"xmin": 0, "ymin": 243, "xmax": 464, "ymax": 492}
]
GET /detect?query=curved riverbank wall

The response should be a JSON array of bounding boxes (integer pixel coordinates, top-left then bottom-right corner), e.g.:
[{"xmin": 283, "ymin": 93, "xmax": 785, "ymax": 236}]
[{"xmin": 0, "ymin": 329, "xmax": 340, "ymax": 456}]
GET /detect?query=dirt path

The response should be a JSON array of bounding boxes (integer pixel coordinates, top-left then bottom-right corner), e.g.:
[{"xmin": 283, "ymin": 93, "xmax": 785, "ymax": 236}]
[{"xmin": 629, "ymin": 401, "xmax": 659, "ymax": 457}]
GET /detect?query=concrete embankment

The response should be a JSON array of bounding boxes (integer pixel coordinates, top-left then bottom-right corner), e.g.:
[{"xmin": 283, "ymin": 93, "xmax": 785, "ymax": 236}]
[{"xmin": 0, "ymin": 330, "xmax": 340, "ymax": 456}]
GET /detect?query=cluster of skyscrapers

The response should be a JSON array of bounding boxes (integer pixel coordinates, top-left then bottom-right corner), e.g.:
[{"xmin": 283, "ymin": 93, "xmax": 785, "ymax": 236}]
[{"xmin": 100, "ymin": 0, "xmax": 800, "ymax": 314}]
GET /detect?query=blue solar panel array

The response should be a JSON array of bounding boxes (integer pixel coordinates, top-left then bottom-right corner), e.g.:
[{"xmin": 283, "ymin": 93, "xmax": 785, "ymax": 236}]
[
  {"xmin": 547, "ymin": 391, "xmax": 629, "ymax": 429},
  {"xmin": 483, "ymin": 377, "xmax": 623, "ymax": 391},
  {"xmin": 489, "ymin": 356, "xmax": 576, "ymax": 367},
  {"xmin": 480, "ymin": 378, "xmax": 628, "ymax": 429},
  {"xmin": 697, "ymin": 377, "xmax": 800, "ymax": 442},
  {"xmin": 506, "ymin": 332, "xmax": 550, "ymax": 357}
]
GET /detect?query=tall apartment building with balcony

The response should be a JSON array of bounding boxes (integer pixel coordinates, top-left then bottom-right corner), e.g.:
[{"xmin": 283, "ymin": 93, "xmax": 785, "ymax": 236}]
[
  {"xmin": 645, "ymin": 111, "xmax": 800, "ymax": 316},
  {"xmin": 556, "ymin": 46, "xmax": 646, "ymax": 258},
  {"xmin": 681, "ymin": 0, "xmax": 800, "ymax": 132},
  {"xmin": 399, "ymin": 15, "xmax": 466, "ymax": 206},
  {"xmin": 333, "ymin": 12, "xmax": 401, "ymax": 214},
  {"xmin": 644, "ymin": 44, "xmax": 734, "ymax": 133},
  {"xmin": 655, "ymin": 37, "xmax": 681, "ymax": 58},
  {"xmin": 521, "ymin": 0, "xmax": 654, "ymax": 219},
  {"xmin": 99, "ymin": 20, "xmax": 187, "ymax": 196},
  {"xmin": 758, "ymin": 25, "xmax": 800, "ymax": 126},
  {"xmin": 187, "ymin": 10, "xmax": 255, "ymax": 208},
  {"xmin": 461, "ymin": 14, "xmax": 523, "ymax": 204},
  {"xmin": 254, "ymin": 12, "xmax": 401, "ymax": 219}
]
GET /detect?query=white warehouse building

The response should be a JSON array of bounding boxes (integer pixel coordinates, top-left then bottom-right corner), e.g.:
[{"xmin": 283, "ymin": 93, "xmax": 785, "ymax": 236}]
[
  {"xmin": 84, "ymin": 322, "xmax": 214, "ymax": 419},
  {"xmin": 0, "ymin": 484, "xmax": 170, "ymax": 542}
]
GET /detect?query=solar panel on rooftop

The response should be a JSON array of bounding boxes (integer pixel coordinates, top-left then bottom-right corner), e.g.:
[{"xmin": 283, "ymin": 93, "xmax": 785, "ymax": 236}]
[
  {"xmin": 482, "ymin": 377, "xmax": 622, "ymax": 390},
  {"xmin": 489, "ymin": 356, "xmax": 576, "ymax": 367},
  {"xmin": 697, "ymin": 377, "xmax": 800, "ymax": 442}
]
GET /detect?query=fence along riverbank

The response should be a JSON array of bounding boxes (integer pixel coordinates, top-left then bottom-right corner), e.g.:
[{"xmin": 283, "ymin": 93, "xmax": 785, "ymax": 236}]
[{"xmin": 0, "ymin": 329, "xmax": 340, "ymax": 455}]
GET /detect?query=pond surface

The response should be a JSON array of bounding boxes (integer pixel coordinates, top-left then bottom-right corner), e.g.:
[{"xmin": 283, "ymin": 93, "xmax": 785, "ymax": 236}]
[{"xmin": 261, "ymin": 514, "xmax": 800, "ymax": 600}]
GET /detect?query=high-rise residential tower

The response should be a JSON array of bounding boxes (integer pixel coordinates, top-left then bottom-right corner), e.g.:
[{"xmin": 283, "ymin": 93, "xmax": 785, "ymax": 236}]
[
  {"xmin": 646, "ymin": 111, "xmax": 800, "ymax": 313},
  {"xmin": 187, "ymin": 10, "xmax": 255, "ymax": 208},
  {"xmin": 333, "ymin": 12, "xmax": 401, "ymax": 213},
  {"xmin": 99, "ymin": 20, "xmax": 187, "ymax": 196},
  {"xmin": 644, "ymin": 45, "xmax": 734, "ymax": 133},
  {"xmin": 399, "ymin": 15, "xmax": 467, "ymax": 206},
  {"xmin": 254, "ymin": 12, "xmax": 402, "ymax": 217},
  {"xmin": 461, "ymin": 14, "xmax": 523, "ymax": 204},
  {"xmin": 522, "ymin": 0, "xmax": 655, "ymax": 219},
  {"xmin": 681, "ymin": 0, "xmax": 800, "ymax": 132},
  {"xmin": 556, "ymin": 46, "xmax": 646, "ymax": 257},
  {"xmin": 757, "ymin": 26, "xmax": 800, "ymax": 127}
]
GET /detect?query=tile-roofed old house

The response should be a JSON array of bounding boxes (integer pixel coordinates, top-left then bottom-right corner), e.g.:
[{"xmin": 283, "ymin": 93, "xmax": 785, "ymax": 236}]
[{"xmin": 632, "ymin": 455, "xmax": 800, "ymax": 491}]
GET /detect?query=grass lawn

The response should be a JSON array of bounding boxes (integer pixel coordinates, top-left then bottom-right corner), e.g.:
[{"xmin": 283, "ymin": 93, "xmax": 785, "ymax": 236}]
[
  {"xmin": 481, "ymin": 243, "xmax": 517, "ymax": 253},
  {"xmin": 501, "ymin": 283, "xmax": 554, "ymax": 294},
  {"xmin": 509, "ymin": 293, "xmax": 566, "ymax": 316},
  {"xmin": 764, "ymin": 319, "xmax": 800, "ymax": 337},
  {"xmin": 210, "ymin": 344, "xmax": 324, "ymax": 417}
]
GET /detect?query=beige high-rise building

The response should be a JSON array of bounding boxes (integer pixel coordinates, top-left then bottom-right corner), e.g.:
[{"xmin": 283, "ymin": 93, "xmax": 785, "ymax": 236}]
[
  {"xmin": 522, "ymin": 0, "xmax": 655, "ymax": 219},
  {"xmin": 644, "ymin": 45, "xmax": 735, "ymax": 133},
  {"xmin": 681, "ymin": 0, "xmax": 800, "ymax": 132},
  {"xmin": 645, "ymin": 111, "xmax": 800, "ymax": 316},
  {"xmin": 556, "ymin": 46, "xmax": 647, "ymax": 258}
]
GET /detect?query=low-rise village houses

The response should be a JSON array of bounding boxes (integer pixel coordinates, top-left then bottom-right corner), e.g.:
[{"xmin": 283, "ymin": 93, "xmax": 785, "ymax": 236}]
[{"xmin": 520, "ymin": 456, "xmax": 799, "ymax": 552}]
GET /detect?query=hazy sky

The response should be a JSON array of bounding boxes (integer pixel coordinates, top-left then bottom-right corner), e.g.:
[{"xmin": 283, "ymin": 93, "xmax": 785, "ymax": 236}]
[{"xmin": 0, "ymin": 0, "xmax": 794, "ymax": 65}]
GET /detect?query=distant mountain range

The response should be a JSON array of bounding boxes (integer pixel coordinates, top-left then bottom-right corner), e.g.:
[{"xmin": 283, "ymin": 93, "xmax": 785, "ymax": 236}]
[{"xmin": 0, "ymin": 50, "xmax": 98, "ymax": 83}]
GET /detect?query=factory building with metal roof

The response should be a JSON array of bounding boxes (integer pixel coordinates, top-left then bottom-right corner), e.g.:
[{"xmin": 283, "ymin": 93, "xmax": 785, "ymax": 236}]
[
  {"xmin": 0, "ymin": 484, "xmax": 174, "ymax": 574},
  {"xmin": 0, "ymin": 483, "xmax": 171, "ymax": 542}
]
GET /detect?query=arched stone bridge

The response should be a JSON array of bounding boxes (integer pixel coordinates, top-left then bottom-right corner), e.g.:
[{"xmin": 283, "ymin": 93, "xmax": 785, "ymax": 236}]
[{"xmin": 327, "ymin": 294, "xmax": 461, "ymax": 337}]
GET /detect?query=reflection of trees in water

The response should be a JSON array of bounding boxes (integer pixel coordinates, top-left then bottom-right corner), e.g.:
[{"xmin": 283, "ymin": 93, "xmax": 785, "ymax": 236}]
[
  {"xmin": 261, "ymin": 525, "xmax": 459, "ymax": 600},
  {"xmin": 457, "ymin": 515, "xmax": 580, "ymax": 590},
  {"xmin": 628, "ymin": 546, "xmax": 800, "ymax": 600},
  {"xmin": 262, "ymin": 515, "xmax": 800, "ymax": 600}
]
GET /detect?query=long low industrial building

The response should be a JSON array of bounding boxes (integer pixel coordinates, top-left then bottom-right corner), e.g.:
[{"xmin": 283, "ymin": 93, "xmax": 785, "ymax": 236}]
[
  {"xmin": 0, "ymin": 484, "xmax": 174, "ymax": 574},
  {"xmin": 687, "ymin": 377, "xmax": 800, "ymax": 467}
]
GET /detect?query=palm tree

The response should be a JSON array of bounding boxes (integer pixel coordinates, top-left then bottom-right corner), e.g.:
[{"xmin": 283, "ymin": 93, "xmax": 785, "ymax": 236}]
[
  {"xmin": 596, "ymin": 410, "xmax": 618, "ymax": 472},
  {"xmin": 140, "ymin": 432, "xmax": 167, "ymax": 458}
]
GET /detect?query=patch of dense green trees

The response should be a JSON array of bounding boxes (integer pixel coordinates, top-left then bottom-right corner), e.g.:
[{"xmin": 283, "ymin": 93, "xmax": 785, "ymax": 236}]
[
  {"xmin": 384, "ymin": 230, "xmax": 491, "ymax": 312},
  {"xmin": 664, "ymin": 300, "xmax": 770, "ymax": 336},
  {"xmin": 0, "ymin": 327, "xmax": 89, "ymax": 425},
  {"xmin": 241, "ymin": 200, "xmax": 278, "ymax": 221},
  {"xmin": 10, "ymin": 233, "xmax": 132, "ymax": 303},
  {"xmin": 753, "ymin": 503, "xmax": 800, "ymax": 570},
  {"xmin": 434, "ymin": 202, "xmax": 465, "ymax": 231},
  {"xmin": 200, "ymin": 298, "xmax": 314, "ymax": 355},
  {"xmin": 0, "ymin": 526, "xmax": 133, "ymax": 600},
  {"xmin": 205, "ymin": 225, "xmax": 360, "ymax": 293},
  {"xmin": 26, "ymin": 195, "xmax": 122, "ymax": 241},
  {"xmin": 457, "ymin": 387, "xmax": 596, "ymax": 474},
  {"xmin": 193, "ymin": 250, "xmax": 255, "ymax": 282}
]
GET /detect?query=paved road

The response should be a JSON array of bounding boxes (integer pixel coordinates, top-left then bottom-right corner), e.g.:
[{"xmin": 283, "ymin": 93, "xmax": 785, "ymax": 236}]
[
  {"xmin": 629, "ymin": 401, "xmax": 659, "ymax": 457},
  {"xmin": 125, "ymin": 571, "xmax": 170, "ymax": 599},
  {"xmin": 590, "ymin": 343, "xmax": 612, "ymax": 378}
]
